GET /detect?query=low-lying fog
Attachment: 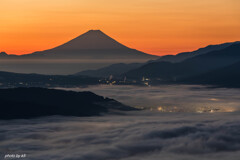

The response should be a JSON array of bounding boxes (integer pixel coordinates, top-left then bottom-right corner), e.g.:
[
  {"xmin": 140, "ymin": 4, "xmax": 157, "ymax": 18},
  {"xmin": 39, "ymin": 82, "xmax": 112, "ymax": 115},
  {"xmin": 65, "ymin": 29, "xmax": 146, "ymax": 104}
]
[
  {"xmin": 1, "ymin": 112, "xmax": 240, "ymax": 160},
  {"xmin": 1, "ymin": 85, "xmax": 240, "ymax": 159},
  {"xmin": 60, "ymin": 85, "xmax": 240, "ymax": 113}
]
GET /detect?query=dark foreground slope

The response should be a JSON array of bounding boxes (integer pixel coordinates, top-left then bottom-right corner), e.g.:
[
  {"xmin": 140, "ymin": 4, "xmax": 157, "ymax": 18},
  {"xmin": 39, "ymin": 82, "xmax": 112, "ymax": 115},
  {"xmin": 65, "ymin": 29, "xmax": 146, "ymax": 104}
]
[{"xmin": 0, "ymin": 88, "xmax": 136, "ymax": 120}]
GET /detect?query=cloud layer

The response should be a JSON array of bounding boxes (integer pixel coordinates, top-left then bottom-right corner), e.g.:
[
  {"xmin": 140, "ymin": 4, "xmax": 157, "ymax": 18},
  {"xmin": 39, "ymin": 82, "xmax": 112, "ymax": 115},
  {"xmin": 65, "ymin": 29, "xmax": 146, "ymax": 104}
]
[
  {"xmin": 60, "ymin": 85, "xmax": 240, "ymax": 112},
  {"xmin": 0, "ymin": 111, "xmax": 240, "ymax": 160}
]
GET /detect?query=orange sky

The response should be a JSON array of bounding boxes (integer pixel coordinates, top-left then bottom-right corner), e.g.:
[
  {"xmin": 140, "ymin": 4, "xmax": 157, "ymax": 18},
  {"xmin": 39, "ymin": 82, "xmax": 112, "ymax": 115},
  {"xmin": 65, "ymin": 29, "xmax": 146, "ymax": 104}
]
[{"xmin": 0, "ymin": 0, "xmax": 240, "ymax": 56}]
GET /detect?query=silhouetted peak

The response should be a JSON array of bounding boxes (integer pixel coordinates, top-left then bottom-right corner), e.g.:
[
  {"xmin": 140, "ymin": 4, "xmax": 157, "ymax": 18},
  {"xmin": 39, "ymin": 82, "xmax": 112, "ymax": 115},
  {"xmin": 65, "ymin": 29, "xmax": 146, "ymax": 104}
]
[
  {"xmin": 87, "ymin": 29, "xmax": 102, "ymax": 33},
  {"xmin": 0, "ymin": 52, "xmax": 7, "ymax": 55},
  {"xmin": 53, "ymin": 30, "xmax": 128, "ymax": 50},
  {"xmin": 82, "ymin": 29, "xmax": 109, "ymax": 37}
]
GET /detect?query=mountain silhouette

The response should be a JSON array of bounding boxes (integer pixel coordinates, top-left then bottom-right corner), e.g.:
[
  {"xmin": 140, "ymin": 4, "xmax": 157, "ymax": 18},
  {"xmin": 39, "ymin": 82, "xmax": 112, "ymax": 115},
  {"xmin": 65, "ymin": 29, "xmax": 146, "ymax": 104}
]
[
  {"xmin": 0, "ymin": 52, "xmax": 8, "ymax": 56},
  {"xmin": 182, "ymin": 60, "xmax": 240, "ymax": 87},
  {"xmin": 124, "ymin": 43, "xmax": 240, "ymax": 81},
  {"xmin": 76, "ymin": 41, "xmax": 240, "ymax": 78},
  {"xmin": 0, "ymin": 88, "xmax": 137, "ymax": 119},
  {"xmin": 0, "ymin": 30, "xmax": 158, "ymax": 74},
  {"xmin": 151, "ymin": 41, "xmax": 240, "ymax": 63},
  {"xmin": 52, "ymin": 30, "xmax": 128, "ymax": 50},
  {"xmin": 17, "ymin": 30, "xmax": 158, "ymax": 60}
]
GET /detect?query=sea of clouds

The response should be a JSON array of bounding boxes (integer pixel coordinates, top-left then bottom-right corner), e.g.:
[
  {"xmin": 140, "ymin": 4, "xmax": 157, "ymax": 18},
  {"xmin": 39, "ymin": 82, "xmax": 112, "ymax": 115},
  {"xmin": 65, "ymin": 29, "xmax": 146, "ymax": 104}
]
[
  {"xmin": 61, "ymin": 85, "xmax": 240, "ymax": 112},
  {"xmin": 1, "ymin": 111, "xmax": 240, "ymax": 160}
]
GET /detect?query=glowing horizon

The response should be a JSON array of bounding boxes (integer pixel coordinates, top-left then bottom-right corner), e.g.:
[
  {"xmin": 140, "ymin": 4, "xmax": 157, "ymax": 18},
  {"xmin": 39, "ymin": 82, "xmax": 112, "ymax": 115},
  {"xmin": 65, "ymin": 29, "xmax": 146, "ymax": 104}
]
[{"xmin": 1, "ymin": 0, "xmax": 240, "ymax": 56}]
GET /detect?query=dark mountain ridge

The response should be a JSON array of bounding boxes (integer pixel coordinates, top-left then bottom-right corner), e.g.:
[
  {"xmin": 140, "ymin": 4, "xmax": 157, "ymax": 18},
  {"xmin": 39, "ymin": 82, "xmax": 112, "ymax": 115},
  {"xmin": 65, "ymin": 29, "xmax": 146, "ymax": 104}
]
[
  {"xmin": 124, "ymin": 43, "xmax": 240, "ymax": 81},
  {"xmin": 182, "ymin": 60, "xmax": 240, "ymax": 87},
  {"xmin": 154, "ymin": 41, "xmax": 240, "ymax": 63},
  {"xmin": 76, "ymin": 41, "xmax": 240, "ymax": 78},
  {"xmin": 0, "ymin": 88, "xmax": 136, "ymax": 119}
]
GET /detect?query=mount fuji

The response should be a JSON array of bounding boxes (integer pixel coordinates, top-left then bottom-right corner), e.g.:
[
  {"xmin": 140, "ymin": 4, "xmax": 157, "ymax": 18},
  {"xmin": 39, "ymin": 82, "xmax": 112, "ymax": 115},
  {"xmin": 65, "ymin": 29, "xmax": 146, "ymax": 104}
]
[
  {"xmin": 0, "ymin": 30, "xmax": 158, "ymax": 74},
  {"xmin": 19, "ymin": 30, "xmax": 158, "ymax": 60}
]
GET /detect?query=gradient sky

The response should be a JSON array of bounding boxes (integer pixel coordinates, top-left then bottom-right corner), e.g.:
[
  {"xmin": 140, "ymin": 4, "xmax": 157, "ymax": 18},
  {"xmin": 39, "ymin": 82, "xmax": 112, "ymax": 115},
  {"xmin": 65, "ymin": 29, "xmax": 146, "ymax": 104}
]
[{"xmin": 0, "ymin": 0, "xmax": 240, "ymax": 56}]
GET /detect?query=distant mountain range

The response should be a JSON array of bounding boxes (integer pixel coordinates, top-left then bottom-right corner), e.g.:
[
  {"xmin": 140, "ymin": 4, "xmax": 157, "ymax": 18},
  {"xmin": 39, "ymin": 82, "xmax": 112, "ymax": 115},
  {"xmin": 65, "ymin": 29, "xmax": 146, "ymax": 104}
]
[
  {"xmin": 1, "ymin": 30, "xmax": 157, "ymax": 60},
  {"xmin": 123, "ymin": 43, "xmax": 240, "ymax": 84},
  {"xmin": 77, "ymin": 41, "xmax": 240, "ymax": 78},
  {"xmin": 0, "ymin": 88, "xmax": 136, "ymax": 119},
  {"xmin": 152, "ymin": 41, "xmax": 240, "ymax": 63},
  {"xmin": 1, "ymin": 30, "xmax": 240, "ymax": 87},
  {"xmin": 182, "ymin": 60, "xmax": 240, "ymax": 87}
]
